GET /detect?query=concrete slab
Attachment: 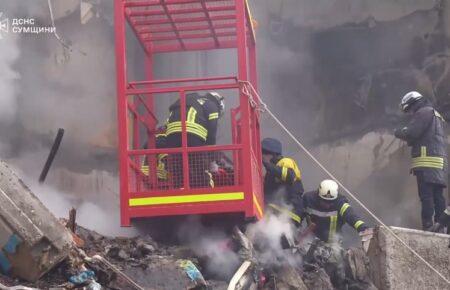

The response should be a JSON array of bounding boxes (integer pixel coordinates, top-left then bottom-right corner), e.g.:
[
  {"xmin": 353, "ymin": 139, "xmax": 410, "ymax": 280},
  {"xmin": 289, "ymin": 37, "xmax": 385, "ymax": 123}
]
[
  {"xmin": 367, "ymin": 226, "xmax": 450, "ymax": 290},
  {"xmin": 0, "ymin": 161, "xmax": 73, "ymax": 282}
]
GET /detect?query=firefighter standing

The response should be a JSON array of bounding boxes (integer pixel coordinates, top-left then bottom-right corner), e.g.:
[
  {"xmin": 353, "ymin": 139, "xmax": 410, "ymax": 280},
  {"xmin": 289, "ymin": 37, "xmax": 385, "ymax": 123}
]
[
  {"xmin": 299, "ymin": 180, "xmax": 369, "ymax": 289},
  {"xmin": 165, "ymin": 92, "xmax": 225, "ymax": 188},
  {"xmin": 261, "ymin": 137, "xmax": 304, "ymax": 224},
  {"xmin": 394, "ymin": 91, "xmax": 448, "ymax": 230}
]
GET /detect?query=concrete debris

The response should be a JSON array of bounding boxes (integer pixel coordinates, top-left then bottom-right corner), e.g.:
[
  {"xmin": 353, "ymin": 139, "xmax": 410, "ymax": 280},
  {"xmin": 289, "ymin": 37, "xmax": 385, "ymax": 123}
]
[
  {"xmin": 302, "ymin": 267, "xmax": 334, "ymax": 290},
  {"xmin": 368, "ymin": 226, "xmax": 450, "ymax": 290},
  {"xmin": 0, "ymin": 161, "xmax": 73, "ymax": 282}
]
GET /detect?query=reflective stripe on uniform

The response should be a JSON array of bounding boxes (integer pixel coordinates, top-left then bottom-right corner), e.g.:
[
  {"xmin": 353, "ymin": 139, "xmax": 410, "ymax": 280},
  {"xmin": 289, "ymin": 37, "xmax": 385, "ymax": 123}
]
[
  {"xmin": 281, "ymin": 167, "xmax": 288, "ymax": 181},
  {"xmin": 328, "ymin": 215, "xmax": 337, "ymax": 241},
  {"xmin": 306, "ymin": 208, "xmax": 338, "ymax": 217},
  {"xmin": 205, "ymin": 170, "xmax": 215, "ymax": 188},
  {"xmin": 187, "ymin": 107, "xmax": 197, "ymax": 123},
  {"xmin": 129, "ymin": 192, "xmax": 244, "ymax": 206},
  {"xmin": 268, "ymin": 203, "xmax": 301, "ymax": 223},
  {"xmin": 208, "ymin": 112, "xmax": 219, "ymax": 120},
  {"xmin": 434, "ymin": 110, "xmax": 444, "ymax": 121},
  {"xmin": 339, "ymin": 203, "xmax": 350, "ymax": 216},
  {"xmin": 166, "ymin": 121, "xmax": 208, "ymax": 140},
  {"xmin": 354, "ymin": 220, "xmax": 365, "ymax": 230},
  {"xmin": 411, "ymin": 146, "xmax": 444, "ymax": 169},
  {"xmin": 141, "ymin": 165, "xmax": 149, "ymax": 176}
]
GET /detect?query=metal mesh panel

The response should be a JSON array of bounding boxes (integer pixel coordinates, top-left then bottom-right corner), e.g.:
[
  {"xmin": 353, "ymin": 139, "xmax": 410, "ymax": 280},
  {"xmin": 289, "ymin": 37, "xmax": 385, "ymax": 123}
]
[{"xmin": 128, "ymin": 148, "xmax": 241, "ymax": 193}]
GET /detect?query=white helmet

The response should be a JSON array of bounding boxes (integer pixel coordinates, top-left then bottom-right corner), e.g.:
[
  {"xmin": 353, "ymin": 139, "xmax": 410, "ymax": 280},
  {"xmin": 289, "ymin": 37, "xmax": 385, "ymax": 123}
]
[
  {"xmin": 318, "ymin": 179, "xmax": 339, "ymax": 200},
  {"xmin": 207, "ymin": 92, "xmax": 225, "ymax": 117},
  {"xmin": 400, "ymin": 91, "xmax": 423, "ymax": 112}
]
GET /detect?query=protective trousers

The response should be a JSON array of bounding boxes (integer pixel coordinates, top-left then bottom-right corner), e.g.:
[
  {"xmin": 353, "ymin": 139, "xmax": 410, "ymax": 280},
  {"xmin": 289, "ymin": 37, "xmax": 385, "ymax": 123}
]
[
  {"xmin": 166, "ymin": 133, "xmax": 211, "ymax": 188},
  {"xmin": 416, "ymin": 173, "xmax": 446, "ymax": 229}
]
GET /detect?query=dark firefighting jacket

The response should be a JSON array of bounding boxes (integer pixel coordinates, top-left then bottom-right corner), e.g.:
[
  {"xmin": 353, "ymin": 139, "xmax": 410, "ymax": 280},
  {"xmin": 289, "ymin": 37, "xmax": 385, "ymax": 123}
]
[
  {"xmin": 166, "ymin": 93, "xmax": 220, "ymax": 145},
  {"xmin": 263, "ymin": 155, "xmax": 304, "ymax": 213},
  {"xmin": 300, "ymin": 191, "xmax": 367, "ymax": 243},
  {"xmin": 395, "ymin": 101, "xmax": 448, "ymax": 186}
]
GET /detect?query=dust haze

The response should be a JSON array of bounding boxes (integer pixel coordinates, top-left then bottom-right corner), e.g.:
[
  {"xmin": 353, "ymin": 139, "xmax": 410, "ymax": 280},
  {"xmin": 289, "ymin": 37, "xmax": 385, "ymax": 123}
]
[{"xmin": 0, "ymin": 0, "xmax": 449, "ymax": 239}]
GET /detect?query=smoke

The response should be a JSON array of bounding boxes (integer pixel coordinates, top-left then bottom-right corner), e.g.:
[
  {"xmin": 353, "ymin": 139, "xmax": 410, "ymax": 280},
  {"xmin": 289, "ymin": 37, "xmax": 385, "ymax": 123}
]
[
  {"xmin": 246, "ymin": 213, "xmax": 302, "ymax": 267},
  {"xmin": 0, "ymin": 33, "xmax": 20, "ymax": 124},
  {"xmin": 176, "ymin": 216, "xmax": 240, "ymax": 280}
]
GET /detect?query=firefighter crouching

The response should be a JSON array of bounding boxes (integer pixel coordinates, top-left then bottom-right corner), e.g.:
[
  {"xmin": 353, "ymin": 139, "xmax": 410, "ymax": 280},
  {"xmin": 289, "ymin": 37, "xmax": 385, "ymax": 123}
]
[
  {"xmin": 165, "ymin": 92, "xmax": 225, "ymax": 188},
  {"xmin": 299, "ymin": 180, "xmax": 371, "ymax": 289},
  {"xmin": 261, "ymin": 137, "xmax": 304, "ymax": 225},
  {"xmin": 141, "ymin": 126, "xmax": 169, "ymax": 184},
  {"xmin": 394, "ymin": 91, "xmax": 448, "ymax": 231}
]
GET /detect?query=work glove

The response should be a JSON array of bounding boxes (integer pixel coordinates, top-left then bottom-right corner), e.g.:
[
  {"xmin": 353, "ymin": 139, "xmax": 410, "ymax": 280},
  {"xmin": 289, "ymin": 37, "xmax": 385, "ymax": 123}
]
[{"xmin": 394, "ymin": 127, "xmax": 408, "ymax": 139}]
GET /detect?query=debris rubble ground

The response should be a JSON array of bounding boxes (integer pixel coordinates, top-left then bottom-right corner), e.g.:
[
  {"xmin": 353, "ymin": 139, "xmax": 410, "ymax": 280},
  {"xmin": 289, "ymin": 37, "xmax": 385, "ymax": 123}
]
[{"xmin": 0, "ymin": 219, "xmax": 377, "ymax": 290}]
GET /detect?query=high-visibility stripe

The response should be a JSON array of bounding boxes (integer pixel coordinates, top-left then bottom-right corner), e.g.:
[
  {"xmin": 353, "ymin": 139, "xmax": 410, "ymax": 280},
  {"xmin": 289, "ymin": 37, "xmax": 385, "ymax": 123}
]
[
  {"xmin": 268, "ymin": 203, "xmax": 301, "ymax": 223},
  {"xmin": 328, "ymin": 215, "xmax": 337, "ymax": 241},
  {"xmin": 208, "ymin": 112, "xmax": 219, "ymax": 120},
  {"xmin": 253, "ymin": 194, "xmax": 263, "ymax": 218},
  {"xmin": 205, "ymin": 171, "xmax": 215, "ymax": 188},
  {"xmin": 166, "ymin": 121, "xmax": 208, "ymax": 140},
  {"xmin": 354, "ymin": 220, "xmax": 365, "ymax": 230},
  {"xmin": 141, "ymin": 165, "xmax": 149, "ymax": 176},
  {"xmin": 156, "ymin": 133, "xmax": 167, "ymax": 138},
  {"xmin": 412, "ymin": 158, "xmax": 444, "ymax": 164},
  {"xmin": 339, "ymin": 203, "xmax": 350, "ymax": 216},
  {"xmin": 411, "ymin": 147, "xmax": 444, "ymax": 169},
  {"xmin": 434, "ymin": 110, "xmax": 444, "ymax": 121},
  {"xmin": 129, "ymin": 192, "xmax": 244, "ymax": 206},
  {"xmin": 412, "ymin": 161, "xmax": 444, "ymax": 169},
  {"xmin": 281, "ymin": 167, "xmax": 288, "ymax": 181},
  {"xmin": 306, "ymin": 208, "xmax": 338, "ymax": 217},
  {"xmin": 167, "ymin": 122, "xmax": 208, "ymax": 136},
  {"xmin": 187, "ymin": 107, "xmax": 197, "ymax": 123}
]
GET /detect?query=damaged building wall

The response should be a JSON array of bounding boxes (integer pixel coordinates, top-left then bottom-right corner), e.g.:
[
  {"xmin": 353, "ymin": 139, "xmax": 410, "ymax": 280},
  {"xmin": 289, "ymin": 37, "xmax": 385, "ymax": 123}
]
[{"xmin": 368, "ymin": 226, "xmax": 450, "ymax": 289}]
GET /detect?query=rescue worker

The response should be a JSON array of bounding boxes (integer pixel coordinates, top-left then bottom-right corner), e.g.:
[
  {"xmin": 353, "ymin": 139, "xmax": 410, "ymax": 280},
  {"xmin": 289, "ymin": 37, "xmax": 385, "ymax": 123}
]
[
  {"xmin": 165, "ymin": 92, "xmax": 225, "ymax": 188},
  {"xmin": 261, "ymin": 137, "xmax": 304, "ymax": 225},
  {"xmin": 141, "ymin": 126, "xmax": 168, "ymax": 183},
  {"xmin": 299, "ymin": 180, "xmax": 369, "ymax": 289},
  {"xmin": 300, "ymin": 179, "xmax": 368, "ymax": 243},
  {"xmin": 394, "ymin": 91, "xmax": 448, "ymax": 230}
]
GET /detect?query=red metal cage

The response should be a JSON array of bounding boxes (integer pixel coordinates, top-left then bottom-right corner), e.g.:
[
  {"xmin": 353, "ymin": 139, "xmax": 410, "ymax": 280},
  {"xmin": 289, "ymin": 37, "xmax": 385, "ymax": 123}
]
[{"xmin": 115, "ymin": 0, "xmax": 263, "ymax": 226}]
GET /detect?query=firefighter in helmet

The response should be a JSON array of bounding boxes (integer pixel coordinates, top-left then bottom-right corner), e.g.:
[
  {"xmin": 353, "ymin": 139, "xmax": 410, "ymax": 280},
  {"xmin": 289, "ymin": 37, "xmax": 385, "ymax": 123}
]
[
  {"xmin": 299, "ymin": 180, "xmax": 370, "ymax": 289},
  {"xmin": 261, "ymin": 137, "xmax": 304, "ymax": 225},
  {"xmin": 300, "ymin": 179, "xmax": 368, "ymax": 242},
  {"xmin": 165, "ymin": 92, "xmax": 225, "ymax": 188},
  {"xmin": 394, "ymin": 91, "xmax": 448, "ymax": 230}
]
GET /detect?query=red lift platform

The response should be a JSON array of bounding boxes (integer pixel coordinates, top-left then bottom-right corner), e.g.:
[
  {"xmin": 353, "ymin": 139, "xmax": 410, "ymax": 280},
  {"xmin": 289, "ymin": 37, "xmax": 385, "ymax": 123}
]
[{"xmin": 114, "ymin": 0, "xmax": 263, "ymax": 226}]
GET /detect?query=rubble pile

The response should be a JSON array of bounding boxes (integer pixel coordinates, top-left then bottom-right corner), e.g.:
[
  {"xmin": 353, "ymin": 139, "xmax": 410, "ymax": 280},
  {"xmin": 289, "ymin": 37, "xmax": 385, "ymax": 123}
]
[{"xmin": 0, "ymin": 221, "xmax": 381, "ymax": 290}]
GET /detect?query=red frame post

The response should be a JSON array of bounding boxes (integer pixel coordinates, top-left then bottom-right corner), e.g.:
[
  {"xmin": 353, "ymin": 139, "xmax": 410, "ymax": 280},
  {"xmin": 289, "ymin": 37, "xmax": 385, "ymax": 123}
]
[{"xmin": 114, "ymin": 0, "xmax": 130, "ymax": 226}]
